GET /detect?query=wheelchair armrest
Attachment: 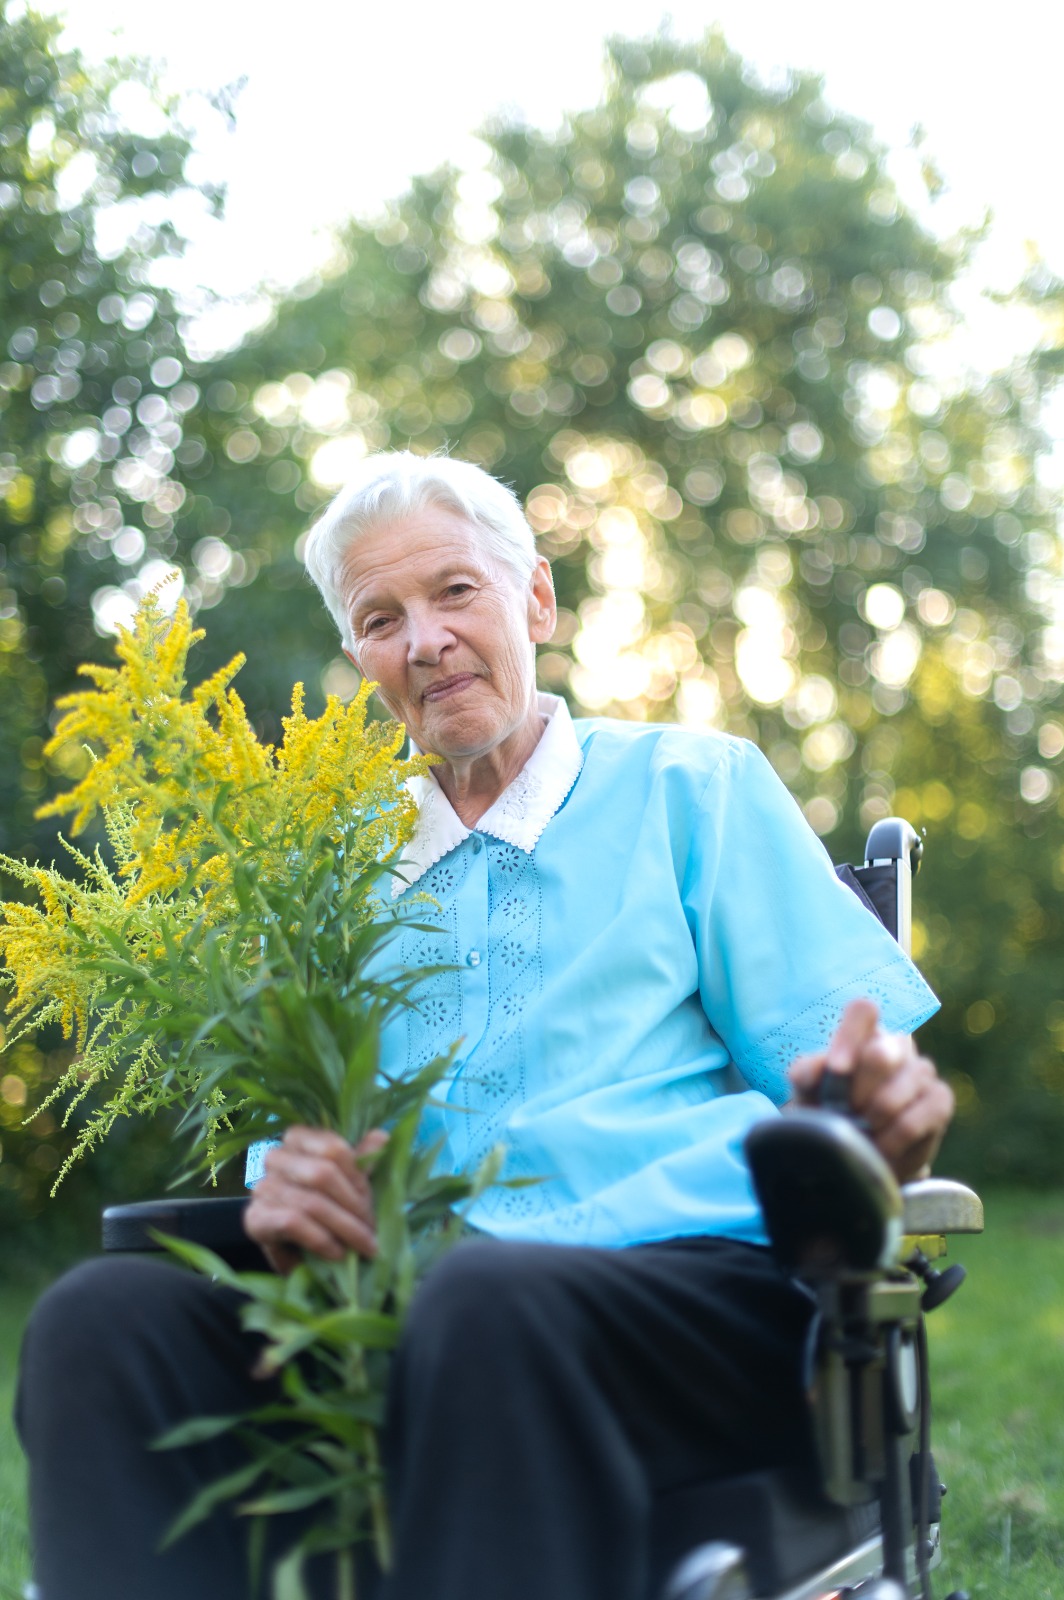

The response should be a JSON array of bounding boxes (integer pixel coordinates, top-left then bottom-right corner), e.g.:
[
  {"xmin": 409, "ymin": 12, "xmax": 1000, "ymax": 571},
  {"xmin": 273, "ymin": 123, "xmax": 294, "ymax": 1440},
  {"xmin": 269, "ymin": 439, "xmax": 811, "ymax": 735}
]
[
  {"xmin": 745, "ymin": 1110, "xmax": 903, "ymax": 1273},
  {"xmin": 901, "ymin": 1178, "xmax": 984, "ymax": 1236},
  {"xmin": 101, "ymin": 1196, "xmax": 265, "ymax": 1270}
]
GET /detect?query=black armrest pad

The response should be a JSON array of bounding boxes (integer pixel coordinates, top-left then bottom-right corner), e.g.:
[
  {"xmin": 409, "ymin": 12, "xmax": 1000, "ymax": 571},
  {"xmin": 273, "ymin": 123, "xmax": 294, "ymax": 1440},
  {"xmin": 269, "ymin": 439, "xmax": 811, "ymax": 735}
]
[{"xmin": 101, "ymin": 1196, "xmax": 263, "ymax": 1269}]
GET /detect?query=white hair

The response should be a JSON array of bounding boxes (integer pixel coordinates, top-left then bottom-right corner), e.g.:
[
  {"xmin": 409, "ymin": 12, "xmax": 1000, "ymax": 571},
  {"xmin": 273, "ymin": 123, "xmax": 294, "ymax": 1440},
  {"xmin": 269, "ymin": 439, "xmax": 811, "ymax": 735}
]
[{"xmin": 302, "ymin": 451, "xmax": 539, "ymax": 652}]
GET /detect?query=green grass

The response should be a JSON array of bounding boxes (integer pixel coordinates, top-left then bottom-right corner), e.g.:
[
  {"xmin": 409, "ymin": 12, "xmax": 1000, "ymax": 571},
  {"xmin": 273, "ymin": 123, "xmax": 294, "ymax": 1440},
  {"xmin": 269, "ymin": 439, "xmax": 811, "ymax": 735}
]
[
  {"xmin": 0, "ymin": 1280, "xmax": 35, "ymax": 1600},
  {"xmin": 926, "ymin": 1190, "xmax": 1064, "ymax": 1599},
  {"xmin": 1, "ymin": 1194, "xmax": 1062, "ymax": 1598}
]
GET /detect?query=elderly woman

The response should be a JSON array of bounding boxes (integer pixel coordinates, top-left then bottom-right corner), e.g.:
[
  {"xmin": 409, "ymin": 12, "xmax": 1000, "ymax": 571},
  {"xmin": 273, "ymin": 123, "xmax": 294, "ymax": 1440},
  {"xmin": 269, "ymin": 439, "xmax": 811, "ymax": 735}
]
[{"xmin": 18, "ymin": 452, "xmax": 953, "ymax": 1600}]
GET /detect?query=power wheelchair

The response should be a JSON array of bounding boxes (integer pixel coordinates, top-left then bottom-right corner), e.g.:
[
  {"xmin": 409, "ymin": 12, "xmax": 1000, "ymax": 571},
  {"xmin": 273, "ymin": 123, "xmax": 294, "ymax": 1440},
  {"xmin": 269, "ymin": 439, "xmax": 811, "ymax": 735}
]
[{"xmin": 101, "ymin": 818, "xmax": 983, "ymax": 1600}]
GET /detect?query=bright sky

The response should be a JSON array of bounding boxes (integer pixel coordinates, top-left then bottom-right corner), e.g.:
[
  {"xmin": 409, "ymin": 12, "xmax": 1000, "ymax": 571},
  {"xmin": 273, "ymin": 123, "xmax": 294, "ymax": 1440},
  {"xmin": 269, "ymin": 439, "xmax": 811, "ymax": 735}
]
[{"xmin": 40, "ymin": 0, "xmax": 1064, "ymax": 380}]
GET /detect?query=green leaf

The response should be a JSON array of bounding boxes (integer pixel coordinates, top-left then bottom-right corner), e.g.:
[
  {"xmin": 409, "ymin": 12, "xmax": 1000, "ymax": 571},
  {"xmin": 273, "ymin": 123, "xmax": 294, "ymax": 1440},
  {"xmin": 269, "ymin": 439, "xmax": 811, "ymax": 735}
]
[
  {"xmin": 154, "ymin": 1232, "xmax": 250, "ymax": 1293},
  {"xmin": 305, "ymin": 1441, "xmax": 372, "ymax": 1478},
  {"xmin": 240, "ymin": 1478, "xmax": 351, "ymax": 1517},
  {"xmin": 315, "ymin": 1312, "xmax": 398, "ymax": 1350},
  {"xmin": 270, "ymin": 1542, "xmax": 311, "ymax": 1600},
  {"xmin": 153, "ymin": 1412, "xmax": 244, "ymax": 1451},
  {"xmin": 266, "ymin": 1306, "xmax": 399, "ymax": 1366},
  {"xmin": 160, "ymin": 1455, "xmax": 271, "ymax": 1547}
]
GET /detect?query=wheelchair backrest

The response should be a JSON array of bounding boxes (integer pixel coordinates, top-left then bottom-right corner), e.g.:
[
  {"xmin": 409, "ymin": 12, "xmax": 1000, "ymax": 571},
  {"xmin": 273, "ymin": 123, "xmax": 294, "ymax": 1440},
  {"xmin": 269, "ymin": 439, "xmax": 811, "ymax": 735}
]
[{"xmin": 834, "ymin": 817, "xmax": 922, "ymax": 955}]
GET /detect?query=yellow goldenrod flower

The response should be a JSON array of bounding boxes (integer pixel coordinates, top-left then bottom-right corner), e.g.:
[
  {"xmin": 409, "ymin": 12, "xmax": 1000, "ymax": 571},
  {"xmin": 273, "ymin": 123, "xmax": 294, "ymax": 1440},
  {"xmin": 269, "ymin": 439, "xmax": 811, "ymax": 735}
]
[{"xmin": 0, "ymin": 592, "xmax": 431, "ymax": 1183}]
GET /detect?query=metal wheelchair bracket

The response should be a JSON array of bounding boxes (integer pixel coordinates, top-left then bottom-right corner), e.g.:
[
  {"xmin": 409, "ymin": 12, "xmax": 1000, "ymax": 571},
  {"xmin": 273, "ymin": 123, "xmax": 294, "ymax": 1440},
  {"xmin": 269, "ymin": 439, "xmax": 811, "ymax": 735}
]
[
  {"xmin": 663, "ymin": 1541, "xmax": 753, "ymax": 1600},
  {"xmin": 901, "ymin": 1179, "xmax": 984, "ymax": 1236},
  {"xmin": 769, "ymin": 1531, "xmax": 884, "ymax": 1599}
]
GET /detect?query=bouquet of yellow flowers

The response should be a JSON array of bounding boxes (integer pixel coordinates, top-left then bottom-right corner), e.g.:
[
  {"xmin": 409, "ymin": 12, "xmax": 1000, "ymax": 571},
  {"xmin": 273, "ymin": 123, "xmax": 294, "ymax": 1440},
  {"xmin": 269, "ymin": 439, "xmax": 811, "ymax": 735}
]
[{"xmin": 0, "ymin": 593, "xmax": 501, "ymax": 1600}]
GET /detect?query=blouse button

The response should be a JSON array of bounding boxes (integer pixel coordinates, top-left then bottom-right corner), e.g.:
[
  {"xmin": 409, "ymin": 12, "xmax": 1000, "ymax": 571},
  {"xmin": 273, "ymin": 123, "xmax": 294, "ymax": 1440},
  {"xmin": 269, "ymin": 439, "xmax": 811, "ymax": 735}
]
[
  {"xmin": 465, "ymin": 949, "xmax": 482, "ymax": 968},
  {"xmin": 470, "ymin": 835, "xmax": 483, "ymax": 854}
]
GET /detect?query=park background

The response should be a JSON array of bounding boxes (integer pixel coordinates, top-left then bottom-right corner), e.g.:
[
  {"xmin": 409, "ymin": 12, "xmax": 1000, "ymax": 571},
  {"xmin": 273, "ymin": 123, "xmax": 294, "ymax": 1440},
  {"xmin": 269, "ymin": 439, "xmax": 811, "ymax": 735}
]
[{"xmin": 0, "ymin": 0, "xmax": 1063, "ymax": 1593}]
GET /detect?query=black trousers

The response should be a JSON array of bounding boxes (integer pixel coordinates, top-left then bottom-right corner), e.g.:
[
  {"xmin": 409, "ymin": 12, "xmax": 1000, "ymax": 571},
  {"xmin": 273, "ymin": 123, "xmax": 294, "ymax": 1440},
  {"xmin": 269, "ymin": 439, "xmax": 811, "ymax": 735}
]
[{"xmin": 16, "ymin": 1234, "xmax": 818, "ymax": 1600}]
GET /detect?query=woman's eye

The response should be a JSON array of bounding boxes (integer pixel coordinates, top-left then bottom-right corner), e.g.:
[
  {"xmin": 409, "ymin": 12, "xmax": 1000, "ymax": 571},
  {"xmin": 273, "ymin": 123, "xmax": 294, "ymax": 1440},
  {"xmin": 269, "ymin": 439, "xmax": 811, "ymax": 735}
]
[
  {"xmin": 364, "ymin": 616, "xmax": 390, "ymax": 634},
  {"xmin": 445, "ymin": 583, "xmax": 473, "ymax": 598}
]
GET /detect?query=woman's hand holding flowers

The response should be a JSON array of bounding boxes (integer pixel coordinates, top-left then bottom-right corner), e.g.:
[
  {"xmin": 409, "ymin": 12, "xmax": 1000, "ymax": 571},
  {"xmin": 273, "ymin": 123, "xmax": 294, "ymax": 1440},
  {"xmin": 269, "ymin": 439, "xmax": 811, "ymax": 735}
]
[{"xmin": 245, "ymin": 1126, "xmax": 389, "ymax": 1274}]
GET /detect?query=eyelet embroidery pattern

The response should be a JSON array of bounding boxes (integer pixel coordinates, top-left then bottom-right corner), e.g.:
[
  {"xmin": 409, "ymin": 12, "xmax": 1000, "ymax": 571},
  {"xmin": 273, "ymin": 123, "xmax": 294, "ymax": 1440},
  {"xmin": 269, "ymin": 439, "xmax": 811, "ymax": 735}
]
[
  {"xmin": 421, "ymin": 859, "xmax": 462, "ymax": 899},
  {"xmin": 450, "ymin": 838, "xmax": 542, "ymax": 1176},
  {"xmin": 547, "ymin": 1196, "xmax": 605, "ymax": 1240},
  {"xmin": 391, "ymin": 781, "xmax": 468, "ymax": 899},
  {"xmin": 495, "ymin": 766, "xmax": 544, "ymax": 824},
  {"xmin": 497, "ymin": 937, "xmax": 529, "ymax": 971},
  {"xmin": 465, "ymin": 1065, "xmax": 510, "ymax": 1103},
  {"xmin": 398, "ymin": 848, "xmax": 474, "ymax": 1076},
  {"xmin": 418, "ymin": 994, "xmax": 457, "ymax": 1031},
  {"xmin": 734, "ymin": 959, "xmax": 936, "ymax": 1105},
  {"xmin": 495, "ymin": 895, "xmax": 527, "ymax": 930},
  {"xmin": 477, "ymin": 728, "xmax": 584, "ymax": 852},
  {"xmin": 472, "ymin": 1147, "xmax": 553, "ymax": 1223},
  {"xmin": 473, "ymin": 1152, "xmax": 601, "ymax": 1234},
  {"xmin": 490, "ymin": 844, "xmax": 524, "ymax": 881}
]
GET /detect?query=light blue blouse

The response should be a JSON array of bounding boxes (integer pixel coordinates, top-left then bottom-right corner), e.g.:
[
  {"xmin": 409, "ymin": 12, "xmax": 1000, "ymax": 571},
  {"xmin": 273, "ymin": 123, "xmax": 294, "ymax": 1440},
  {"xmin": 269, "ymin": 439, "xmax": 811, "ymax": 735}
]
[{"xmin": 248, "ymin": 701, "xmax": 937, "ymax": 1249}]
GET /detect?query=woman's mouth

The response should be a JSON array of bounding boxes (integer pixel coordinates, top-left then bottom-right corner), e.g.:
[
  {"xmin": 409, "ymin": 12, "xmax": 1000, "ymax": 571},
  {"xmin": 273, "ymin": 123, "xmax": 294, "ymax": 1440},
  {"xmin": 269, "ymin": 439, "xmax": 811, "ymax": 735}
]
[{"xmin": 422, "ymin": 673, "xmax": 481, "ymax": 702}]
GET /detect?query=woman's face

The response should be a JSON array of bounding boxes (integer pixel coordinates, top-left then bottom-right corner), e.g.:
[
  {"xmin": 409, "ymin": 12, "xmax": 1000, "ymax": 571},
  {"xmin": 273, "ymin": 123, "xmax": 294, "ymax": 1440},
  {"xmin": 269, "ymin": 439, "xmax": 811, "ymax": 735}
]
[{"xmin": 342, "ymin": 505, "xmax": 556, "ymax": 763}]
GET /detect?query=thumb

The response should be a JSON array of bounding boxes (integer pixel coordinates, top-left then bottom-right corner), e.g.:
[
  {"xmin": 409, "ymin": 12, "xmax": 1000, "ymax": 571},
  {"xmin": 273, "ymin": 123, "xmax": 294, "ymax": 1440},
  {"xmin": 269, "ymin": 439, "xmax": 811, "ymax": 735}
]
[
  {"xmin": 825, "ymin": 997, "xmax": 880, "ymax": 1072},
  {"xmin": 354, "ymin": 1128, "xmax": 389, "ymax": 1162}
]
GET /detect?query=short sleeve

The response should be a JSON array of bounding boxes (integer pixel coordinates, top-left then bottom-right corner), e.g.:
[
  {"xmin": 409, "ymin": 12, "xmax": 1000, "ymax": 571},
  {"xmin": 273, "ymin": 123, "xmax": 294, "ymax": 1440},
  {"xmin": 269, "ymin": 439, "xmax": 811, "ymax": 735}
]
[
  {"xmin": 245, "ymin": 1137, "xmax": 280, "ymax": 1187},
  {"xmin": 684, "ymin": 739, "xmax": 938, "ymax": 1106}
]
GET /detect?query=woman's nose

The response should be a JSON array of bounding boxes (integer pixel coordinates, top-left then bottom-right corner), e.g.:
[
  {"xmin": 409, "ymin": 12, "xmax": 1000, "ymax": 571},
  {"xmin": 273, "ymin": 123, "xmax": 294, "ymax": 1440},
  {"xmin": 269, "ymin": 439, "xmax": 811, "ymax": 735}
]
[{"xmin": 406, "ymin": 607, "xmax": 454, "ymax": 665}]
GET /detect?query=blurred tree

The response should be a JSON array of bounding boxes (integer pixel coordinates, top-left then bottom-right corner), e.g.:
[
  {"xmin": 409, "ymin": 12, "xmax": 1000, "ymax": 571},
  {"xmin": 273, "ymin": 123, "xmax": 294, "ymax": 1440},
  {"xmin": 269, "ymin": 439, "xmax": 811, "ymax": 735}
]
[
  {"xmin": 175, "ymin": 33, "xmax": 1063, "ymax": 1181},
  {"xmin": 0, "ymin": 0, "xmax": 219, "ymax": 854},
  {"xmin": 4, "ymin": 22, "xmax": 1063, "ymax": 1207},
  {"xmin": 0, "ymin": 0, "xmax": 223, "ymax": 1249}
]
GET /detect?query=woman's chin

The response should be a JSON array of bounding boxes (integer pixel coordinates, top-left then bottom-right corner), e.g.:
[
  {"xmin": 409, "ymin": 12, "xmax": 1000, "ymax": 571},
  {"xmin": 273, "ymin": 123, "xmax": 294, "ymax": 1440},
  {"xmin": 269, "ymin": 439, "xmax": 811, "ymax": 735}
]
[
  {"xmin": 419, "ymin": 711, "xmax": 497, "ymax": 760},
  {"xmin": 422, "ymin": 707, "xmax": 532, "ymax": 766}
]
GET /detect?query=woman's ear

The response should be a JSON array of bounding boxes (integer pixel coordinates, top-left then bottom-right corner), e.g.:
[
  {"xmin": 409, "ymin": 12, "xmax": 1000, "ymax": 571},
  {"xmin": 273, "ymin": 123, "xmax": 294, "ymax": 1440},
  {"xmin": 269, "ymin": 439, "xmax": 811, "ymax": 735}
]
[{"xmin": 528, "ymin": 557, "xmax": 557, "ymax": 645}]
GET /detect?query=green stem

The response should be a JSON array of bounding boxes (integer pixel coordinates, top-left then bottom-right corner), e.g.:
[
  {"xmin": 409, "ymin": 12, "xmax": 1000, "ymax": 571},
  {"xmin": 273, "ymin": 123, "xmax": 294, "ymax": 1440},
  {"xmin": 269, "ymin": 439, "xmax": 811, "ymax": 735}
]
[
  {"xmin": 201, "ymin": 809, "xmax": 306, "ymax": 986},
  {"xmin": 336, "ymin": 1544, "xmax": 356, "ymax": 1600},
  {"xmin": 365, "ymin": 1430, "xmax": 393, "ymax": 1573},
  {"xmin": 337, "ymin": 1253, "xmax": 394, "ymax": 1578}
]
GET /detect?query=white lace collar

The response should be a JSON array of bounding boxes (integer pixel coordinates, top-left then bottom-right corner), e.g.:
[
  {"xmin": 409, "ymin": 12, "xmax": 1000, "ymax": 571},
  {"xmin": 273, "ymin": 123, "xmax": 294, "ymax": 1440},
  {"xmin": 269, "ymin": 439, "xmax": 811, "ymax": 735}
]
[{"xmin": 393, "ymin": 693, "xmax": 584, "ymax": 896}]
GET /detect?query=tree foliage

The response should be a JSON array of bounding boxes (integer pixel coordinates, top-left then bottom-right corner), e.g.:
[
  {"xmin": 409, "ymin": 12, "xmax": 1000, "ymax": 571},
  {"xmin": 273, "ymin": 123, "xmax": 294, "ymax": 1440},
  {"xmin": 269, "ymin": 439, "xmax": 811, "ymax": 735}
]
[
  {"xmin": 3, "ymin": 20, "xmax": 1063, "ymax": 1218},
  {"xmin": 0, "ymin": 0, "xmax": 216, "ymax": 849},
  {"xmin": 0, "ymin": 0, "xmax": 219, "ymax": 1236},
  {"xmin": 173, "ymin": 34, "xmax": 1064, "ymax": 1182}
]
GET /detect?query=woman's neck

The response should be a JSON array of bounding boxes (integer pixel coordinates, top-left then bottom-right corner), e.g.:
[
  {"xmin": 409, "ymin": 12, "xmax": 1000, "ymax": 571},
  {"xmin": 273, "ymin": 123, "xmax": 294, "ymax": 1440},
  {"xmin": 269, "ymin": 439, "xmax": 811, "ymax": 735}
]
[{"xmin": 434, "ymin": 709, "xmax": 547, "ymax": 828}]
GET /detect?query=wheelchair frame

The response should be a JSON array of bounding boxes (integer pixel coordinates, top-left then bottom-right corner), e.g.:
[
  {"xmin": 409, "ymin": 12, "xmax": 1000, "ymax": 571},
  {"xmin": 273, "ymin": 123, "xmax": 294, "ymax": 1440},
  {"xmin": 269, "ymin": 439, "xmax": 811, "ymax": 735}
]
[{"xmin": 664, "ymin": 820, "xmax": 983, "ymax": 1600}]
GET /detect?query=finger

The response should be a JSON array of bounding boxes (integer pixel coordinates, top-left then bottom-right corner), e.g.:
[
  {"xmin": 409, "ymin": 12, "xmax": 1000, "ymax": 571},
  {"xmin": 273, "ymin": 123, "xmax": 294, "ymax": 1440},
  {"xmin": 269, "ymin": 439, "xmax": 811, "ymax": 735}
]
[
  {"xmin": 246, "ymin": 1191, "xmax": 378, "ymax": 1260},
  {"xmin": 788, "ymin": 1049, "xmax": 829, "ymax": 1097},
  {"xmin": 353, "ymin": 1128, "xmax": 389, "ymax": 1163},
  {"xmin": 260, "ymin": 1240, "xmax": 303, "ymax": 1277},
  {"xmin": 281, "ymin": 1126, "xmax": 360, "ymax": 1175},
  {"xmin": 854, "ymin": 1051, "xmax": 935, "ymax": 1127},
  {"xmin": 789, "ymin": 1001, "xmax": 884, "ymax": 1098},
  {"xmin": 263, "ymin": 1147, "xmax": 372, "ymax": 1219},
  {"xmin": 869, "ymin": 1079, "xmax": 955, "ymax": 1181},
  {"xmin": 825, "ymin": 998, "xmax": 881, "ymax": 1071},
  {"xmin": 847, "ymin": 1035, "xmax": 918, "ymax": 1114},
  {"xmin": 246, "ymin": 1200, "xmax": 348, "ymax": 1261}
]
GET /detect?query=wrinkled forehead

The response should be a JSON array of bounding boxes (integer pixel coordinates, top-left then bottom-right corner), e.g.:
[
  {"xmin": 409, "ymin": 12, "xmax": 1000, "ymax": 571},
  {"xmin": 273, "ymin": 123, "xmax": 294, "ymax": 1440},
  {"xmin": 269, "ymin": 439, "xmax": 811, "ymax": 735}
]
[{"xmin": 340, "ymin": 506, "xmax": 509, "ymax": 607}]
